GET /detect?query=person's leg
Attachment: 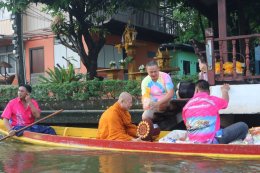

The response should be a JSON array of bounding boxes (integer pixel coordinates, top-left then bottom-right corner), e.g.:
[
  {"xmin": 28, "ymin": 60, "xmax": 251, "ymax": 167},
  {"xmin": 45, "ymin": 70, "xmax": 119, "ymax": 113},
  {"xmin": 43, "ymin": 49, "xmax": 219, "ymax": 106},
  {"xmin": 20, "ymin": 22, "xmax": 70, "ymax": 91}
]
[
  {"xmin": 12, "ymin": 125, "xmax": 56, "ymax": 136},
  {"xmin": 142, "ymin": 110, "xmax": 154, "ymax": 120},
  {"xmin": 12, "ymin": 126, "xmax": 26, "ymax": 136},
  {"xmin": 217, "ymin": 122, "xmax": 248, "ymax": 144},
  {"xmin": 158, "ymin": 102, "xmax": 169, "ymax": 112},
  {"xmin": 30, "ymin": 125, "xmax": 56, "ymax": 135}
]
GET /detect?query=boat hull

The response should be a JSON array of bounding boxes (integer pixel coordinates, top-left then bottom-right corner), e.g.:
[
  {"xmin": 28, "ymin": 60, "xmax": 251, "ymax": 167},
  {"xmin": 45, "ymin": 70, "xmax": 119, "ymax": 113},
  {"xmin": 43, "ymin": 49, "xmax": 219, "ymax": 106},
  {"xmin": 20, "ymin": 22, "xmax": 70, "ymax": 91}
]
[
  {"xmin": 1, "ymin": 125, "xmax": 260, "ymax": 159},
  {"xmin": 24, "ymin": 132, "xmax": 260, "ymax": 159}
]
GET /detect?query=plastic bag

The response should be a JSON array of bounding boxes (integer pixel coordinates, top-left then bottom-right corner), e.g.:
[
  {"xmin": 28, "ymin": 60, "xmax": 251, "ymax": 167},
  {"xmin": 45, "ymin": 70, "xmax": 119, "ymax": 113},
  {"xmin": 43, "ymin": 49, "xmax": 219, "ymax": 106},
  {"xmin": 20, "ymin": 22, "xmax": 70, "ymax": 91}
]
[{"xmin": 159, "ymin": 130, "xmax": 187, "ymax": 143}]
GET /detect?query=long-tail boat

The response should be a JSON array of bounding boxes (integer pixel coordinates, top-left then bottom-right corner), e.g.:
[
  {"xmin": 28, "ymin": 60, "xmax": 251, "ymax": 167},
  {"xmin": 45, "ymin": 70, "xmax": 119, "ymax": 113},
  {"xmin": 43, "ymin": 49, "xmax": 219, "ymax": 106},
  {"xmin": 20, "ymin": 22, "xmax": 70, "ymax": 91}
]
[{"xmin": 1, "ymin": 120, "xmax": 260, "ymax": 159}]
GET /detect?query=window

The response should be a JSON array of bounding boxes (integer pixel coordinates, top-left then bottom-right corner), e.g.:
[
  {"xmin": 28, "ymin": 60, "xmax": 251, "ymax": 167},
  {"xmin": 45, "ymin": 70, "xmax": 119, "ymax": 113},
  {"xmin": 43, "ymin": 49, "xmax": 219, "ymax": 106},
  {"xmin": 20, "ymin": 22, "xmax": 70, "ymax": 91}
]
[
  {"xmin": 54, "ymin": 43, "xmax": 81, "ymax": 69},
  {"xmin": 183, "ymin": 60, "xmax": 190, "ymax": 75},
  {"xmin": 196, "ymin": 62, "xmax": 200, "ymax": 72},
  {"xmin": 147, "ymin": 51, "xmax": 156, "ymax": 58},
  {"xmin": 54, "ymin": 40, "xmax": 123, "ymax": 69},
  {"xmin": 0, "ymin": 8, "xmax": 11, "ymax": 21},
  {"xmin": 98, "ymin": 45, "xmax": 123, "ymax": 68},
  {"xmin": 0, "ymin": 45, "xmax": 16, "ymax": 75},
  {"xmin": 30, "ymin": 48, "xmax": 44, "ymax": 73},
  {"xmin": 0, "ymin": 53, "xmax": 16, "ymax": 74}
]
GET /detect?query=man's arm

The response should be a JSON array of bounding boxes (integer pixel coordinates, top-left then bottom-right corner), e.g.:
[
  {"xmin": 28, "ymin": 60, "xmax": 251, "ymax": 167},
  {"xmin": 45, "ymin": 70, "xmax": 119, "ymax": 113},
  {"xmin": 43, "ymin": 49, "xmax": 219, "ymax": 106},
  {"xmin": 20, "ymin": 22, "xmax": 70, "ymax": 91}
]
[
  {"xmin": 1, "ymin": 102, "xmax": 16, "ymax": 136},
  {"xmin": 125, "ymin": 122, "xmax": 138, "ymax": 137},
  {"xmin": 28, "ymin": 102, "xmax": 40, "ymax": 118},
  {"xmin": 3, "ymin": 118, "xmax": 16, "ymax": 136},
  {"xmin": 221, "ymin": 83, "xmax": 230, "ymax": 102},
  {"xmin": 3, "ymin": 118, "xmax": 12, "ymax": 132},
  {"xmin": 25, "ymin": 95, "xmax": 40, "ymax": 118},
  {"xmin": 154, "ymin": 73, "xmax": 175, "ymax": 110},
  {"xmin": 157, "ymin": 89, "xmax": 174, "ymax": 106},
  {"xmin": 141, "ymin": 79, "xmax": 151, "ymax": 110}
]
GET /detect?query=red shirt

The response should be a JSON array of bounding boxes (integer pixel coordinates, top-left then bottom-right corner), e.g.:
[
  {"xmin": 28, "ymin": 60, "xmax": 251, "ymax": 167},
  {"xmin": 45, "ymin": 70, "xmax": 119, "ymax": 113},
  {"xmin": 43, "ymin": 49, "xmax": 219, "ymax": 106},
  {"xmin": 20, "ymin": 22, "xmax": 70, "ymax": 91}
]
[
  {"xmin": 183, "ymin": 92, "xmax": 228, "ymax": 143},
  {"xmin": 1, "ymin": 97, "xmax": 41, "ymax": 127}
]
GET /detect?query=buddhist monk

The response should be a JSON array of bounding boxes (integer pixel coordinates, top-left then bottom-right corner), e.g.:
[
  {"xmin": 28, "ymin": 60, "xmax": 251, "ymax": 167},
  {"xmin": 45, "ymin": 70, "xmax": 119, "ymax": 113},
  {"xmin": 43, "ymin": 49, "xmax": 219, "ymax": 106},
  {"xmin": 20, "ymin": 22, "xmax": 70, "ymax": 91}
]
[{"xmin": 97, "ymin": 92, "xmax": 141, "ymax": 141}]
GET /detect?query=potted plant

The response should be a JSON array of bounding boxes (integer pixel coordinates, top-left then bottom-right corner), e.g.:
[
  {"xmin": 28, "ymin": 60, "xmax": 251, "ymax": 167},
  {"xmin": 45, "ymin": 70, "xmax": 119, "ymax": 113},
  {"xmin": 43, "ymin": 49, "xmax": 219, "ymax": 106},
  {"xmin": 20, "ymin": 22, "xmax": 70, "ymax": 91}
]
[
  {"xmin": 109, "ymin": 61, "xmax": 116, "ymax": 69},
  {"xmin": 118, "ymin": 59, "xmax": 126, "ymax": 69},
  {"xmin": 138, "ymin": 64, "xmax": 145, "ymax": 72}
]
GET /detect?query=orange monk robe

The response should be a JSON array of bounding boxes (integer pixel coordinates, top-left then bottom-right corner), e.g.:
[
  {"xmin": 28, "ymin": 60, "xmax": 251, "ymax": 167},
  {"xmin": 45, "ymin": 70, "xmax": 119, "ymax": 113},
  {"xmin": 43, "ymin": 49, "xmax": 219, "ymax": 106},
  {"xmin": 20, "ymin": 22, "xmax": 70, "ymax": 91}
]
[{"xmin": 97, "ymin": 102, "xmax": 137, "ymax": 141}]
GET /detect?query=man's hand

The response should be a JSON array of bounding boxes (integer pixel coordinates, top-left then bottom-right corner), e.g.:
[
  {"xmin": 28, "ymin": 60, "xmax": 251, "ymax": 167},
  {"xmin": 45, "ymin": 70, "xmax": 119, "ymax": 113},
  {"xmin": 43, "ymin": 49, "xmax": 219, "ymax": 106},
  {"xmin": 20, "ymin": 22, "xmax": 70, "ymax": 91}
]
[
  {"xmin": 221, "ymin": 83, "xmax": 230, "ymax": 102},
  {"xmin": 24, "ymin": 95, "xmax": 41, "ymax": 118},
  {"xmin": 8, "ymin": 130, "xmax": 16, "ymax": 136},
  {"xmin": 25, "ymin": 94, "xmax": 32, "ymax": 104},
  {"xmin": 142, "ymin": 98, "xmax": 151, "ymax": 110},
  {"xmin": 221, "ymin": 83, "xmax": 230, "ymax": 92},
  {"xmin": 149, "ymin": 101, "xmax": 159, "ymax": 111},
  {"xmin": 131, "ymin": 137, "xmax": 144, "ymax": 142}
]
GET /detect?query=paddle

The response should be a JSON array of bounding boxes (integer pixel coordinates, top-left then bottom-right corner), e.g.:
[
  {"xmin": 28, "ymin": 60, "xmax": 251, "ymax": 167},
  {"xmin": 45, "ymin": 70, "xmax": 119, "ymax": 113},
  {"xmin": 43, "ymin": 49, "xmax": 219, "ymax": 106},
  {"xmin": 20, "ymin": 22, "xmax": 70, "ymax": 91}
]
[{"xmin": 0, "ymin": 109, "xmax": 64, "ymax": 142}]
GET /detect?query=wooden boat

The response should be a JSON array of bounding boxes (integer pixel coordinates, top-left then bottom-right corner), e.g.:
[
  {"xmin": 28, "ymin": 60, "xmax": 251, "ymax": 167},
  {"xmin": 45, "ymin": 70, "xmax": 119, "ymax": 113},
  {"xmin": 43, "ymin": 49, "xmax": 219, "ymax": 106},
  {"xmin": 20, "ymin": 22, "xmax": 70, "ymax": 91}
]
[{"xmin": 1, "ymin": 120, "xmax": 260, "ymax": 159}]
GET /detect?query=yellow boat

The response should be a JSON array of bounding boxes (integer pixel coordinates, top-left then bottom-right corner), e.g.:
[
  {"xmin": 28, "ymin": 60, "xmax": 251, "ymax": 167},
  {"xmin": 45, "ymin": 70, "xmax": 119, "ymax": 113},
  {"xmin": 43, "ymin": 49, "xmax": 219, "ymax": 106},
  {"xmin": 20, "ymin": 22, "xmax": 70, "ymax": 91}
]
[{"xmin": 1, "ymin": 119, "xmax": 260, "ymax": 159}]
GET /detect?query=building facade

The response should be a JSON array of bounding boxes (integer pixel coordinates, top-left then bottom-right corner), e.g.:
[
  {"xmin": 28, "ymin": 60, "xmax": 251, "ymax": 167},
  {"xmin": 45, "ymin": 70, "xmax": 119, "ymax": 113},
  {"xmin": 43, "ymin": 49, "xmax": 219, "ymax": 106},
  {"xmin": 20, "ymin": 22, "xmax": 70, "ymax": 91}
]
[{"xmin": 0, "ymin": 4, "xmax": 177, "ymax": 84}]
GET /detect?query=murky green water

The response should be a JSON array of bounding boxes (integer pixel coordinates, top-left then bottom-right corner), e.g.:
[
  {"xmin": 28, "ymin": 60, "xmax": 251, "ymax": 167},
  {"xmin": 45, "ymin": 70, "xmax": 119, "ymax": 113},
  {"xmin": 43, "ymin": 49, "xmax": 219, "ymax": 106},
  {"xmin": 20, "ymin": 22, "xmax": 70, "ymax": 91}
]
[{"xmin": 0, "ymin": 141, "xmax": 260, "ymax": 173}]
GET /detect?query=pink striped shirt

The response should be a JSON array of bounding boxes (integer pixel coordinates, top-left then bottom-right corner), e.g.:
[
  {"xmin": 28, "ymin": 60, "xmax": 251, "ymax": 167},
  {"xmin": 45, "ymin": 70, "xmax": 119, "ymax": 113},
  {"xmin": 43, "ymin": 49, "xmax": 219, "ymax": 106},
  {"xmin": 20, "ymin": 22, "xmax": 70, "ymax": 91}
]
[
  {"xmin": 182, "ymin": 92, "xmax": 228, "ymax": 143},
  {"xmin": 1, "ymin": 98, "xmax": 41, "ymax": 127}
]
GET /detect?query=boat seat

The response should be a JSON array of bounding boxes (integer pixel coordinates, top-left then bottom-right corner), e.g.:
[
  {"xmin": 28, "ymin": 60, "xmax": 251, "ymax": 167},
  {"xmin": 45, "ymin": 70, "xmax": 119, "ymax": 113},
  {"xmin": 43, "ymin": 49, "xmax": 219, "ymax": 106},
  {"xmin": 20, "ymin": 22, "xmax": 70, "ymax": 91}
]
[{"xmin": 54, "ymin": 126, "xmax": 97, "ymax": 138}]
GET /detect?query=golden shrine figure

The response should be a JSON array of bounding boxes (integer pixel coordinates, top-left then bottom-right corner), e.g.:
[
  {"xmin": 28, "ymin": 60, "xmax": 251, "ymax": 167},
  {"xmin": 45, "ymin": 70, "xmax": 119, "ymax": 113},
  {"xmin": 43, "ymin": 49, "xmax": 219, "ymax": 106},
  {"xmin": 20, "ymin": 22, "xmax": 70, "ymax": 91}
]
[
  {"xmin": 115, "ymin": 23, "xmax": 138, "ymax": 54},
  {"xmin": 154, "ymin": 48, "xmax": 171, "ymax": 69}
]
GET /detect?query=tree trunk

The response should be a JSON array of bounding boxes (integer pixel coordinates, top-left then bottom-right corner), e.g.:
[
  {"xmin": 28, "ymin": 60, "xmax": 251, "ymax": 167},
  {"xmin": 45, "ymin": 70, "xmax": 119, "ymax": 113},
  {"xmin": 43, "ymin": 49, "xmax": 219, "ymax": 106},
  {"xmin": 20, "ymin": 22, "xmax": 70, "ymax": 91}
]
[{"xmin": 87, "ymin": 53, "xmax": 98, "ymax": 79}]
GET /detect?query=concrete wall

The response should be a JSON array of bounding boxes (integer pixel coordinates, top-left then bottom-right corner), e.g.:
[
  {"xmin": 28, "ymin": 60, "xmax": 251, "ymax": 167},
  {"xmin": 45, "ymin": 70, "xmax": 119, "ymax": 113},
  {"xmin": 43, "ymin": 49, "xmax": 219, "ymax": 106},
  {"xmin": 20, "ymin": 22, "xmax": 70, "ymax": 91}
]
[{"xmin": 211, "ymin": 84, "xmax": 260, "ymax": 114}]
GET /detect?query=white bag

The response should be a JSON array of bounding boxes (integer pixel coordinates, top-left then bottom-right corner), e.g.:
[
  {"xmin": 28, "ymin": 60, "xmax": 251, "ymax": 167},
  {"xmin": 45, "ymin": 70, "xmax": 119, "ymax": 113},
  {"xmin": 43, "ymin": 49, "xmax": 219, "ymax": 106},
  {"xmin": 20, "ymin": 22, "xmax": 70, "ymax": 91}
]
[{"xmin": 159, "ymin": 130, "xmax": 187, "ymax": 143}]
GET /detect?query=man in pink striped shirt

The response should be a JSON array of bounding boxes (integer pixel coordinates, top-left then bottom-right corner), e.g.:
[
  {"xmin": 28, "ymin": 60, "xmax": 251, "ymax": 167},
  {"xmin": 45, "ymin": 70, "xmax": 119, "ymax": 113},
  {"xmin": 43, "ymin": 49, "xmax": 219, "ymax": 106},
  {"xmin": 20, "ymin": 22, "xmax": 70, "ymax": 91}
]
[
  {"xmin": 182, "ymin": 80, "xmax": 248, "ymax": 144},
  {"xmin": 1, "ymin": 84, "xmax": 56, "ymax": 136}
]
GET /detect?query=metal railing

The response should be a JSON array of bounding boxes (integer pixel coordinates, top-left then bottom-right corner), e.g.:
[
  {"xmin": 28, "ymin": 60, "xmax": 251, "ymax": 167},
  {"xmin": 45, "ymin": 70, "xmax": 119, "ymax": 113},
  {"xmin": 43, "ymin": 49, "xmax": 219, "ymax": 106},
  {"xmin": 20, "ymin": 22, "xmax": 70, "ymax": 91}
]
[{"xmin": 112, "ymin": 9, "xmax": 178, "ymax": 35}]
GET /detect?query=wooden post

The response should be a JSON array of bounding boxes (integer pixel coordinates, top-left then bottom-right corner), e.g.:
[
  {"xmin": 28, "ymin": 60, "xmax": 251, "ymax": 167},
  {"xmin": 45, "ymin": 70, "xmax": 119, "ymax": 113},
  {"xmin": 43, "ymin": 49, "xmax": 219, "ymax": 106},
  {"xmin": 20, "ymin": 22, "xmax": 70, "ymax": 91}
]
[
  {"xmin": 232, "ymin": 40, "xmax": 237, "ymax": 79},
  {"xmin": 219, "ymin": 41, "xmax": 224, "ymax": 80},
  {"xmin": 245, "ymin": 38, "xmax": 251, "ymax": 77},
  {"xmin": 126, "ymin": 45, "xmax": 137, "ymax": 80},
  {"xmin": 218, "ymin": 0, "xmax": 228, "ymax": 62},
  {"xmin": 205, "ymin": 28, "xmax": 215, "ymax": 85},
  {"xmin": 13, "ymin": 12, "xmax": 26, "ymax": 85}
]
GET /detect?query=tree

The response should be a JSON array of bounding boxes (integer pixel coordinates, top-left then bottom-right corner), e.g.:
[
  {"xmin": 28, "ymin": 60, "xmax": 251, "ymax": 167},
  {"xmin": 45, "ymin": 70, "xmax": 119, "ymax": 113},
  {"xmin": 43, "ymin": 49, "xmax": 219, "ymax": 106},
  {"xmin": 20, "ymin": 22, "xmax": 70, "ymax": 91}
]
[
  {"xmin": 170, "ymin": 3, "xmax": 209, "ymax": 43},
  {"xmin": 168, "ymin": 0, "xmax": 260, "ymax": 38},
  {"xmin": 0, "ymin": 0, "xmax": 157, "ymax": 79}
]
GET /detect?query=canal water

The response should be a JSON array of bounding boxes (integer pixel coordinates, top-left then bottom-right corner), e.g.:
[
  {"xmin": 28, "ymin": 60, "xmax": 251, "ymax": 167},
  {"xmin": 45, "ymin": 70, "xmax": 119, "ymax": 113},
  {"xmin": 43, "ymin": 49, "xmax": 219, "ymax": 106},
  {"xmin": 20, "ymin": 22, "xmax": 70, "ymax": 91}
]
[{"xmin": 0, "ymin": 141, "xmax": 260, "ymax": 173}]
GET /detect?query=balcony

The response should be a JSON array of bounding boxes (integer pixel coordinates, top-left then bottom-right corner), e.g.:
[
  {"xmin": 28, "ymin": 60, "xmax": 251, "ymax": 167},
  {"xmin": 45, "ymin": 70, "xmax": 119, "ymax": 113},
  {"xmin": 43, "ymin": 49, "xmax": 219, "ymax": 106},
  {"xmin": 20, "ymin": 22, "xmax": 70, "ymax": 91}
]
[
  {"xmin": 112, "ymin": 9, "xmax": 178, "ymax": 36},
  {"xmin": 105, "ymin": 9, "xmax": 178, "ymax": 43},
  {"xmin": 195, "ymin": 28, "xmax": 260, "ymax": 85}
]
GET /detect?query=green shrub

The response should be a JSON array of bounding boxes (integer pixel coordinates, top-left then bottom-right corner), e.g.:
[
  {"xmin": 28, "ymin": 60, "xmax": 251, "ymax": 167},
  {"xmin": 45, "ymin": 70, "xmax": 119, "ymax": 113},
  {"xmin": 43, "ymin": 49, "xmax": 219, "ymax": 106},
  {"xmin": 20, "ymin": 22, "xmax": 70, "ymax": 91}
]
[
  {"xmin": 38, "ymin": 64, "xmax": 83, "ymax": 83},
  {"xmin": 0, "ymin": 80, "xmax": 141, "ymax": 102},
  {"xmin": 0, "ymin": 86, "xmax": 18, "ymax": 102},
  {"xmin": 0, "ymin": 75, "xmax": 196, "ymax": 102}
]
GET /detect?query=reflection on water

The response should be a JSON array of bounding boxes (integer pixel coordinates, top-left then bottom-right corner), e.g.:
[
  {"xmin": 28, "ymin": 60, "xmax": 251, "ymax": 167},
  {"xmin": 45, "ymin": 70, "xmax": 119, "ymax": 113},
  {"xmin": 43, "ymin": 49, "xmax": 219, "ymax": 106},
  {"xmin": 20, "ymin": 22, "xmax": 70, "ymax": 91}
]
[{"xmin": 0, "ymin": 141, "xmax": 260, "ymax": 173}]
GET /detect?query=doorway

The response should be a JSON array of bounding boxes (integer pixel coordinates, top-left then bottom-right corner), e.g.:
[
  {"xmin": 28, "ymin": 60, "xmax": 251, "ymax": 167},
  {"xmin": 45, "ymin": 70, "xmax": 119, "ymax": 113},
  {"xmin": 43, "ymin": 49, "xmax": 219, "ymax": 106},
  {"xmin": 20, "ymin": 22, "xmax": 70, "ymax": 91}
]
[{"xmin": 29, "ymin": 47, "xmax": 44, "ymax": 84}]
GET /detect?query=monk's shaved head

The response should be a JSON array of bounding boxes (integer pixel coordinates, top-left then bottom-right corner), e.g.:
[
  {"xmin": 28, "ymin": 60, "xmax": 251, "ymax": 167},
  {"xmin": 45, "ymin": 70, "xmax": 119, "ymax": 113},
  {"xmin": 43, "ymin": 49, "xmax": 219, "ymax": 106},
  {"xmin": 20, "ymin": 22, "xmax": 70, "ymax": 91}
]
[
  {"xmin": 118, "ymin": 92, "xmax": 132, "ymax": 110},
  {"xmin": 119, "ymin": 92, "xmax": 132, "ymax": 101}
]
